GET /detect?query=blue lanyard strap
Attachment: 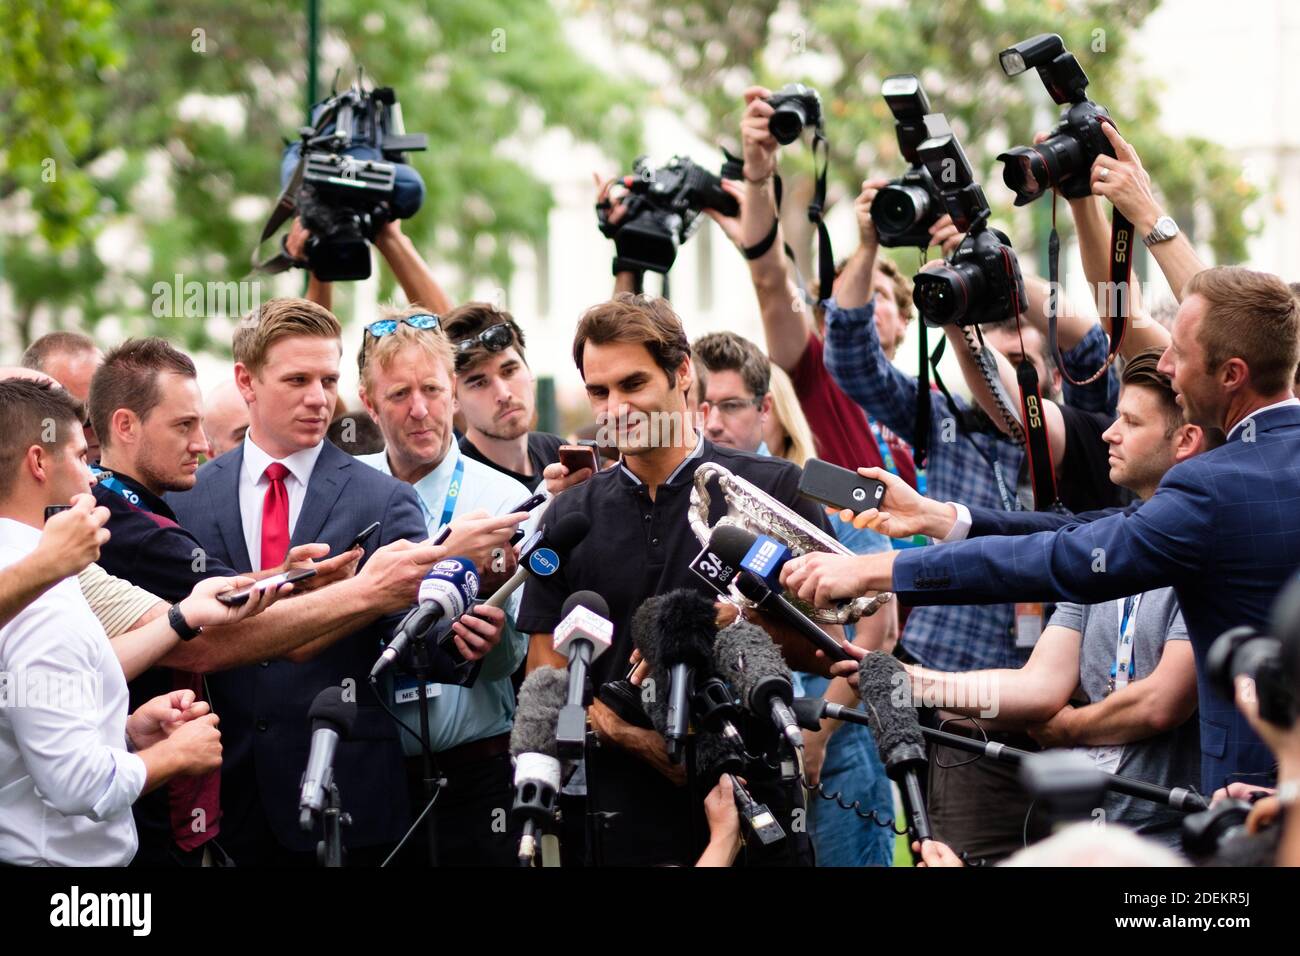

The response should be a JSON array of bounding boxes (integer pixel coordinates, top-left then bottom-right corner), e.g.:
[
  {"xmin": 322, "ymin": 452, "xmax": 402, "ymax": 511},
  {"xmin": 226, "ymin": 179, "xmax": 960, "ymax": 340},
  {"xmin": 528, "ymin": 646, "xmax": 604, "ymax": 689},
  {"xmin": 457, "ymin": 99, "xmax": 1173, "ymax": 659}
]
[
  {"xmin": 438, "ymin": 457, "xmax": 465, "ymax": 530},
  {"xmin": 93, "ymin": 468, "xmax": 151, "ymax": 513},
  {"xmin": 1110, "ymin": 594, "xmax": 1139, "ymax": 682}
]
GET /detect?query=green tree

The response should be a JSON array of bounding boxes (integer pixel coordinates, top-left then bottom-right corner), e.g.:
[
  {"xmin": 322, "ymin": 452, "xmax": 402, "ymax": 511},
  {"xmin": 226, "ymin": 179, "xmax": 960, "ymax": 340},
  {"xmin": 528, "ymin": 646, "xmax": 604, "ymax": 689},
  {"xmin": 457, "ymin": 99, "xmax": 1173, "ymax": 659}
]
[
  {"xmin": 591, "ymin": 0, "xmax": 1257, "ymax": 277},
  {"xmin": 0, "ymin": 0, "xmax": 643, "ymax": 355}
]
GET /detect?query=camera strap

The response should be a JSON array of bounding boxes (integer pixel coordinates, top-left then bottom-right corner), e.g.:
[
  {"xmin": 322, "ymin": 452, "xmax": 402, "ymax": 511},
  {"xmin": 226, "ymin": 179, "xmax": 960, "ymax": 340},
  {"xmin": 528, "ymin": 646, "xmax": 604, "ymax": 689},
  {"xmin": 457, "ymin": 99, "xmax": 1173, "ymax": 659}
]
[
  {"xmin": 999, "ymin": 246, "xmax": 1062, "ymax": 511},
  {"xmin": 1047, "ymin": 196, "xmax": 1131, "ymax": 386},
  {"xmin": 807, "ymin": 129, "xmax": 836, "ymax": 302}
]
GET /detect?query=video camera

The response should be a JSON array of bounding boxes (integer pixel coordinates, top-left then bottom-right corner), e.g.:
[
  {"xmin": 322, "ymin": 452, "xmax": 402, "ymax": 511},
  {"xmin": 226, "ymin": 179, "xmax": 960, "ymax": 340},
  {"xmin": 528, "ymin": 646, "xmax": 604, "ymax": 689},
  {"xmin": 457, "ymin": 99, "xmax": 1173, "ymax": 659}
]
[
  {"xmin": 599, "ymin": 152, "xmax": 742, "ymax": 275},
  {"xmin": 273, "ymin": 71, "xmax": 428, "ymax": 281}
]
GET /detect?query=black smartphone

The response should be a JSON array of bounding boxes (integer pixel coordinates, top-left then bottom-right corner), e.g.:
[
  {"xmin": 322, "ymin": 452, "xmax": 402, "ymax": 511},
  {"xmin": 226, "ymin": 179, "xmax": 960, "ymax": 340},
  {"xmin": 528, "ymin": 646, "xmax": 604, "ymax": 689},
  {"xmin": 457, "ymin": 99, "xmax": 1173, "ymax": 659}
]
[
  {"xmin": 44, "ymin": 505, "xmax": 72, "ymax": 523},
  {"xmin": 798, "ymin": 458, "xmax": 886, "ymax": 513},
  {"xmin": 216, "ymin": 567, "xmax": 317, "ymax": 607},
  {"xmin": 578, "ymin": 437, "xmax": 616, "ymax": 465},
  {"xmin": 507, "ymin": 492, "xmax": 548, "ymax": 515},
  {"xmin": 344, "ymin": 521, "xmax": 381, "ymax": 553}
]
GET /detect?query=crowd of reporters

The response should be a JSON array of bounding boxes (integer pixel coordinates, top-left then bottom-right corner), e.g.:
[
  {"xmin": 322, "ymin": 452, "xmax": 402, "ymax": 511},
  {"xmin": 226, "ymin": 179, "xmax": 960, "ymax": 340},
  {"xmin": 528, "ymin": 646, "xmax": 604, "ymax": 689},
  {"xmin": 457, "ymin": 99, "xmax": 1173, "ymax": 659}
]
[{"xmin": 3, "ymin": 49, "xmax": 1300, "ymax": 869}]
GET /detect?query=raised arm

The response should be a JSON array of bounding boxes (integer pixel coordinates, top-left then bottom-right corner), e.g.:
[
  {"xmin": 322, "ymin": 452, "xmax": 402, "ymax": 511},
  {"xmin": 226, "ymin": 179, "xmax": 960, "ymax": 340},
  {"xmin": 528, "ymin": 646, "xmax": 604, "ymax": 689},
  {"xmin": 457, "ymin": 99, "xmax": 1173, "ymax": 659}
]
[{"xmin": 373, "ymin": 218, "xmax": 454, "ymax": 314}]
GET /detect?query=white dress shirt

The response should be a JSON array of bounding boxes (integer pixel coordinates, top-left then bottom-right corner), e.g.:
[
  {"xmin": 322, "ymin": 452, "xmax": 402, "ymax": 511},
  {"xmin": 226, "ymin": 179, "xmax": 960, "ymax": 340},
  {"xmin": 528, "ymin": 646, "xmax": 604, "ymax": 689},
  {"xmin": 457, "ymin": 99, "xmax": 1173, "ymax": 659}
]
[
  {"xmin": 0, "ymin": 518, "xmax": 147, "ymax": 866},
  {"xmin": 239, "ymin": 434, "xmax": 326, "ymax": 569}
]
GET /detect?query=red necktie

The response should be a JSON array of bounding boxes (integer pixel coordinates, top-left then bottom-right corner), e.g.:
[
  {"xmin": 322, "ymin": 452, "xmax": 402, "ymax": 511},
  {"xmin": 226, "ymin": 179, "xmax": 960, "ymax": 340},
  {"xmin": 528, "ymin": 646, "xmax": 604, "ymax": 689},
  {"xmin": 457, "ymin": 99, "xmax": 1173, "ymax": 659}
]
[{"xmin": 260, "ymin": 462, "xmax": 291, "ymax": 570}]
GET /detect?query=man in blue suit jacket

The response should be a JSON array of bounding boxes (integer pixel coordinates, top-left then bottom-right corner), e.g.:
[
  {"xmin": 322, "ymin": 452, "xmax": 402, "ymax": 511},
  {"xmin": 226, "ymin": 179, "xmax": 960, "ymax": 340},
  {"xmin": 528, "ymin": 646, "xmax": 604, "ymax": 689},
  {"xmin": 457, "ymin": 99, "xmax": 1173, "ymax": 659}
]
[
  {"xmin": 170, "ymin": 298, "xmax": 475, "ymax": 865},
  {"xmin": 783, "ymin": 267, "xmax": 1300, "ymax": 795}
]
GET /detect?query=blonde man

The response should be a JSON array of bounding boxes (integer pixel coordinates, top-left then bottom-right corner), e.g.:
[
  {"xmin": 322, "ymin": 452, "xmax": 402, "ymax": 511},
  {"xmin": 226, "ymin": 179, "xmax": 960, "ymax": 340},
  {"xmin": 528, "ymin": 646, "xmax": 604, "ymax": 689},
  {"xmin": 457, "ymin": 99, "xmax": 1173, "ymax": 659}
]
[{"xmin": 354, "ymin": 305, "xmax": 532, "ymax": 866}]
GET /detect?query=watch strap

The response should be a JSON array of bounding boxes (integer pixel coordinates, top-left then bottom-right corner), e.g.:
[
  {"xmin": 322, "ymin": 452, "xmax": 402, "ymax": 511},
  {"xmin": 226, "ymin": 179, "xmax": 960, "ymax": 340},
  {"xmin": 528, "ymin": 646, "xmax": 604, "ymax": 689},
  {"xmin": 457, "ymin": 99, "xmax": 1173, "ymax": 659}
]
[{"xmin": 168, "ymin": 603, "xmax": 203, "ymax": 641}]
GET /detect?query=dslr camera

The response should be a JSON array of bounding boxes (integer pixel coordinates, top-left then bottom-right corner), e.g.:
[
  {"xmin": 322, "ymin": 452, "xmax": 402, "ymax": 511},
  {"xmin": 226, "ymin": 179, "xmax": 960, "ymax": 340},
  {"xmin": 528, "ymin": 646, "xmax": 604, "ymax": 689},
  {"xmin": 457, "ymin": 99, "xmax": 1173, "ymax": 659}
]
[
  {"xmin": 279, "ymin": 73, "xmax": 428, "ymax": 281},
  {"xmin": 910, "ymin": 131, "xmax": 1027, "ymax": 328},
  {"xmin": 765, "ymin": 83, "xmax": 823, "ymax": 145},
  {"xmin": 599, "ymin": 153, "xmax": 741, "ymax": 275},
  {"xmin": 997, "ymin": 33, "xmax": 1115, "ymax": 205},
  {"xmin": 870, "ymin": 75, "xmax": 950, "ymax": 249},
  {"xmin": 1206, "ymin": 569, "xmax": 1300, "ymax": 728}
]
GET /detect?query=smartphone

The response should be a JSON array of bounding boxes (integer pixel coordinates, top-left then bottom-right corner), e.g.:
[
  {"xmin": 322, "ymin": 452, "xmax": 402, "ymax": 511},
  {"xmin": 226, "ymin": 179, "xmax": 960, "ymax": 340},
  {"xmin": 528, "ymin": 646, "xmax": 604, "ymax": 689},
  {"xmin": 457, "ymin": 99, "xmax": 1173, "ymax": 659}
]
[
  {"xmin": 798, "ymin": 458, "xmax": 886, "ymax": 514},
  {"xmin": 577, "ymin": 437, "xmax": 616, "ymax": 465},
  {"xmin": 558, "ymin": 444, "xmax": 599, "ymax": 476},
  {"xmin": 344, "ymin": 521, "xmax": 381, "ymax": 553},
  {"xmin": 216, "ymin": 567, "xmax": 317, "ymax": 606},
  {"xmin": 507, "ymin": 492, "xmax": 549, "ymax": 515},
  {"xmin": 44, "ymin": 505, "xmax": 72, "ymax": 523}
]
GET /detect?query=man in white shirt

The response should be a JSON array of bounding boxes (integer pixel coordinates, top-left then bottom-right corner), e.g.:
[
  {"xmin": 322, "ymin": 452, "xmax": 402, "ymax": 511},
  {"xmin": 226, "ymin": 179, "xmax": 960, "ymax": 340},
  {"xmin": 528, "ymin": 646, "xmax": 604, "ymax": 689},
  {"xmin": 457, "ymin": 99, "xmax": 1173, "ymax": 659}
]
[
  {"xmin": 355, "ymin": 307, "xmax": 533, "ymax": 865},
  {"xmin": 0, "ymin": 379, "xmax": 223, "ymax": 866}
]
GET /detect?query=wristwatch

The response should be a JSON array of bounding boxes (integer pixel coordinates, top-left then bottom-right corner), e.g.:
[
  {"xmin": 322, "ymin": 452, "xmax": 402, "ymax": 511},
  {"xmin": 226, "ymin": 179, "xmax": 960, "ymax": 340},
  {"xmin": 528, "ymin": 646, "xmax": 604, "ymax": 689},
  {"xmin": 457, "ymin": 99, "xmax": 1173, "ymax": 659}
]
[
  {"xmin": 1142, "ymin": 215, "xmax": 1179, "ymax": 247},
  {"xmin": 167, "ymin": 603, "xmax": 203, "ymax": 642}
]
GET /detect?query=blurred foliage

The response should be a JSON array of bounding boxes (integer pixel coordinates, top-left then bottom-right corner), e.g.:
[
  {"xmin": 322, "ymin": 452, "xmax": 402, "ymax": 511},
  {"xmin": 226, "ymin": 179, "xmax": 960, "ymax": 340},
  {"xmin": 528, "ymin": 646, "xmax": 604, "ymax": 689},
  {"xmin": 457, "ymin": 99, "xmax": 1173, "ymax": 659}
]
[
  {"xmin": 590, "ymin": 0, "xmax": 1258, "ymax": 274},
  {"xmin": 0, "ymin": 0, "xmax": 643, "ymax": 353}
]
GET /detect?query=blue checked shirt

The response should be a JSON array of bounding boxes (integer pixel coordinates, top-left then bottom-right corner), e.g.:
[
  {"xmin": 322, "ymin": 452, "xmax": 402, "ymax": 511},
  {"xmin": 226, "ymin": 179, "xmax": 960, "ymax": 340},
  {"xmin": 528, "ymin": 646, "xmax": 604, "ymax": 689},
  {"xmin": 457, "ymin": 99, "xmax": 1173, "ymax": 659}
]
[{"xmin": 822, "ymin": 297, "xmax": 1117, "ymax": 671}]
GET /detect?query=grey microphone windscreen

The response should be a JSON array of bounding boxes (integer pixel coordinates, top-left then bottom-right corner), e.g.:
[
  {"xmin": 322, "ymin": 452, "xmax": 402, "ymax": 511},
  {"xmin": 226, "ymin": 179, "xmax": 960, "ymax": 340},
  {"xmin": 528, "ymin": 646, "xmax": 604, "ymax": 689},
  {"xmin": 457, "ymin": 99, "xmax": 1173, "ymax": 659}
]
[
  {"xmin": 713, "ymin": 617, "xmax": 791, "ymax": 705},
  {"xmin": 857, "ymin": 650, "xmax": 925, "ymax": 771},
  {"xmin": 510, "ymin": 666, "xmax": 569, "ymax": 759}
]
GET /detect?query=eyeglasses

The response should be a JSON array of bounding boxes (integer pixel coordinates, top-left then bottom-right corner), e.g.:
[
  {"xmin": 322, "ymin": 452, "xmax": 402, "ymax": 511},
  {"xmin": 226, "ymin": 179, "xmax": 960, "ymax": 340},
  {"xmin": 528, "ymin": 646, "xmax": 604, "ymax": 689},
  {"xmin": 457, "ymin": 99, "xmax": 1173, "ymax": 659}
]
[
  {"xmin": 701, "ymin": 397, "xmax": 764, "ymax": 418},
  {"xmin": 359, "ymin": 313, "xmax": 442, "ymax": 369}
]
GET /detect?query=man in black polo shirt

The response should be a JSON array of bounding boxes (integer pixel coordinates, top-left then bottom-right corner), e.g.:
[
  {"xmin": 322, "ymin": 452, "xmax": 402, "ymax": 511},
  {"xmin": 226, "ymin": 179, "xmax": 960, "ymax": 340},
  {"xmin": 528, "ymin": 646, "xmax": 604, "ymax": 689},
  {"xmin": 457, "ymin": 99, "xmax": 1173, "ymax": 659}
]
[
  {"xmin": 445, "ymin": 303, "xmax": 564, "ymax": 492},
  {"xmin": 519, "ymin": 294, "xmax": 854, "ymax": 866},
  {"xmin": 87, "ymin": 338, "xmax": 447, "ymax": 865}
]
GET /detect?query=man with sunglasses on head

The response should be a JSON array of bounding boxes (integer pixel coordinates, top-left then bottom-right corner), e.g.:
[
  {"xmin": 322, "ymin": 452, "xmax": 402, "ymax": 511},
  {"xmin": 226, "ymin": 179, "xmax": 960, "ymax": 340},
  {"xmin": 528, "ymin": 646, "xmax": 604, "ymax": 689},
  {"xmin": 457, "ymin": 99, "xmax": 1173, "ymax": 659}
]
[
  {"xmin": 444, "ymin": 303, "xmax": 565, "ymax": 494},
  {"xmin": 353, "ymin": 306, "xmax": 537, "ymax": 866}
]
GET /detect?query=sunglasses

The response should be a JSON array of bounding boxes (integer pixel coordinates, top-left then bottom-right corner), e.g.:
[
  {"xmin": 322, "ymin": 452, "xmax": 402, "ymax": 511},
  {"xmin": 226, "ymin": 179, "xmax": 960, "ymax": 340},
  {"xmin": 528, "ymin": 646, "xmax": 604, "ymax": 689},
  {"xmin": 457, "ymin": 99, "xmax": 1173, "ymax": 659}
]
[
  {"xmin": 359, "ymin": 313, "xmax": 442, "ymax": 368},
  {"xmin": 453, "ymin": 322, "xmax": 518, "ymax": 369}
]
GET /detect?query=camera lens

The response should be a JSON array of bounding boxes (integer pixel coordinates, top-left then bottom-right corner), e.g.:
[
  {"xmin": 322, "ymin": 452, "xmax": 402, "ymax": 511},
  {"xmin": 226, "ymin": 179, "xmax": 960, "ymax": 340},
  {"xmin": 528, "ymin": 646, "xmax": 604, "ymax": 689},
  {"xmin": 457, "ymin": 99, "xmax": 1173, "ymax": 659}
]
[
  {"xmin": 872, "ymin": 185, "xmax": 931, "ymax": 237},
  {"xmin": 999, "ymin": 133, "xmax": 1086, "ymax": 206},
  {"xmin": 913, "ymin": 261, "xmax": 983, "ymax": 327},
  {"xmin": 998, "ymin": 146, "xmax": 1051, "ymax": 205},
  {"xmin": 769, "ymin": 102, "xmax": 807, "ymax": 146}
]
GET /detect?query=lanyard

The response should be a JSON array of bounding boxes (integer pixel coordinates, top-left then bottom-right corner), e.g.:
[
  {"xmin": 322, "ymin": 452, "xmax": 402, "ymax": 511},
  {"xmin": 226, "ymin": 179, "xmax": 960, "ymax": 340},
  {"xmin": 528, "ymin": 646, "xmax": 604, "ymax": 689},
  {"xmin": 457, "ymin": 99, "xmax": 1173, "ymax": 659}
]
[
  {"xmin": 94, "ymin": 468, "xmax": 151, "ymax": 513},
  {"xmin": 436, "ymin": 457, "xmax": 465, "ymax": 531},
  {"xmin": 868, "ymin": 416, "xmax": 898, "ymax": 476},
  {"xmin": 1108, "ymin": 593, "xmax": 1142, "ymax": 694}
]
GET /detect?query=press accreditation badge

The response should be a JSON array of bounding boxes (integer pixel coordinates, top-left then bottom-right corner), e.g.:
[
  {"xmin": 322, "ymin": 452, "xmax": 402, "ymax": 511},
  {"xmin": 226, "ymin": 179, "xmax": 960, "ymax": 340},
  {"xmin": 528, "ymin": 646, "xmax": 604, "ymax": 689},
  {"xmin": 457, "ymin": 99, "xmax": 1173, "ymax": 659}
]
[
  {"xmin": 1014, "ymin": 602, "xmax": 1043, "ymax": 649},
  {"xmin": 394, "ymin": 676, "xmax": 442, "ymax": 704}
]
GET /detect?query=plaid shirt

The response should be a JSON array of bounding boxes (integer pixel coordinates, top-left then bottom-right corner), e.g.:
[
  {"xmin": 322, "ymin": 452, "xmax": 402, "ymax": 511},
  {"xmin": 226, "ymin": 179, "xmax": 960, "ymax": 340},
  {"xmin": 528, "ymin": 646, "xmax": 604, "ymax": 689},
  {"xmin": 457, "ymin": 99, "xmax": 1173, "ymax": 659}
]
[{"xmin": 822, "ymin": 298, "xmax": 1117, "ymax": 671}]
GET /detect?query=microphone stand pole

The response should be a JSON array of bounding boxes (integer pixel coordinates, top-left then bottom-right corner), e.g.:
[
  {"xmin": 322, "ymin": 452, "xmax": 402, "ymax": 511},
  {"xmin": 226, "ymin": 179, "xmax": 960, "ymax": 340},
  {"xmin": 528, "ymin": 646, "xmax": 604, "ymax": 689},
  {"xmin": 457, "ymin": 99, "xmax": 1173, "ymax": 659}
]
[
  {"xmin": 317, "ymin": 781, "xmax": 350, "ymax": 868},
  {"xmin": 407, "ymin": 631, "xmax": 442, "ymax": 867}
]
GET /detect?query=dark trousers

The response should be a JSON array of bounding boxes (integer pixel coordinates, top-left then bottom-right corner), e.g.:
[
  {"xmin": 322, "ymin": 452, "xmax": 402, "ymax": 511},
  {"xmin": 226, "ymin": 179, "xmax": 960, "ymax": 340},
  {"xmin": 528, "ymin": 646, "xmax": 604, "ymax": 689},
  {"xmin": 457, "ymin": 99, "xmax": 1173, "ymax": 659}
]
[
  {"xmin": 394, "ymin": 749, "xmax": 519, "ymax": 867},
  {"xmin": 924, "ymin": 720, "xmax": 1051, "ymax": 864},
  {"xmin": 219, "ymin": 792, "xmax": 394, "ymax": 868}
]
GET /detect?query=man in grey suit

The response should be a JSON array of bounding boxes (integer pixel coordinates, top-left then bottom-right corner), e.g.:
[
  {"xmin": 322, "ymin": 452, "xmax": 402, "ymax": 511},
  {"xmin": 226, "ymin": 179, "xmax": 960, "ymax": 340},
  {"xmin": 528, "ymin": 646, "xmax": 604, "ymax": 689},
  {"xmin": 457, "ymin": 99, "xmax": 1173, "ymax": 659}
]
[{"xmin": 171, "ymin": 297, "xmax": 503, "ymax": 866}]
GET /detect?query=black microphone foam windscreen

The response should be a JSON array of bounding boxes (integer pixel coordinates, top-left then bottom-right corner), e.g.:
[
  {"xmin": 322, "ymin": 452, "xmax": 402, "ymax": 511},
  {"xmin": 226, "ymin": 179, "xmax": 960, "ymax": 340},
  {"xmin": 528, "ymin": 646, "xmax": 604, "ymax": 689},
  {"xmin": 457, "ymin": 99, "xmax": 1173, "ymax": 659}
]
[
  {"xmin": 309, "ymin": 686, "xmax": 357, "ymax": 737},
  {"xmin": 708, "ymin": 523, "xmax": 758, "ymax": 568},
  {"xmin": 561, "ymin": 589, "xmax": 609, "ymax": 621},
  {"xmin": 857, "ymin": 651, "xmax": 925, "ymax": 771},
  {"xmin": 694, "ymin": 731, "xmax": 744, "ymax": 787},
  {"xmin": 549, "ymin": 512, "xmax": 592, "ymax": 552},
  {"xmin": 655, "ymin": 589, "xmax": 718, "ymax": 669},
  {"xmin": 713, "ymin": 618, "xmax": 790, "ymax": 704},
  {"xmin": 510, "ymin": 666, "xmax": 569, "ymax": 759}
]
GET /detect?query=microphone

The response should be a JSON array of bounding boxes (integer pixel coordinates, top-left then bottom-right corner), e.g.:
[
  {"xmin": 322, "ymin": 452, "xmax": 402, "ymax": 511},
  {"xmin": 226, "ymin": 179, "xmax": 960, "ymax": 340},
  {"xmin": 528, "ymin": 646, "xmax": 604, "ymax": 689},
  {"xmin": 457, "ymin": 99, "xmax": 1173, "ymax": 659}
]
[
  {"xmin": 509, "ymin": 666, "xmax": 569, "ymax": 866},
  {"xmin": 697, "ymin": 524, "xmax": 851, "ymax": 663},
  {"xmin": 857, "ymin": 650, "xmax": 933, "ymax": 845},
  {"xmin": 485, "ymin": 512, "xmax": 591, "ymax": 610},
  {"xmin": 553, "ymin": 590, "xmax": 613, "ymax": 759},
  {"xmin": 695, "ymin": 731, "xmax": 785, "ymax": 847},
  {"xmin": 370, "ymin": 557, "xmax": 480, "ymax": 681},
  {"xmin": 630, "ymin": 589, "xmax": 718, "ymax": 763},
  {"xmin": 299, "ymin": 686, "xmax": 357, "ymax": 831},
  {"xmin": 713, "ymin": 618, "xmax": 803, "ymax": 752}
]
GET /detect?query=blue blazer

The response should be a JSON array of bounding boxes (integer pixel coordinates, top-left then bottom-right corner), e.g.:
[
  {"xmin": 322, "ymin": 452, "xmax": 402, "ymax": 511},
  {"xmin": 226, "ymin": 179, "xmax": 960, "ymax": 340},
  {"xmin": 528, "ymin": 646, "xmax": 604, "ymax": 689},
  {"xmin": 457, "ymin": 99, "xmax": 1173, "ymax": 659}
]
[
  {"xmin": 894, "ymin": 403, "xmax": 1300, "ymax": 793},
  {"xmin": 168, "ymin": 440, "xmax": 431, "ymax": 853}
]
